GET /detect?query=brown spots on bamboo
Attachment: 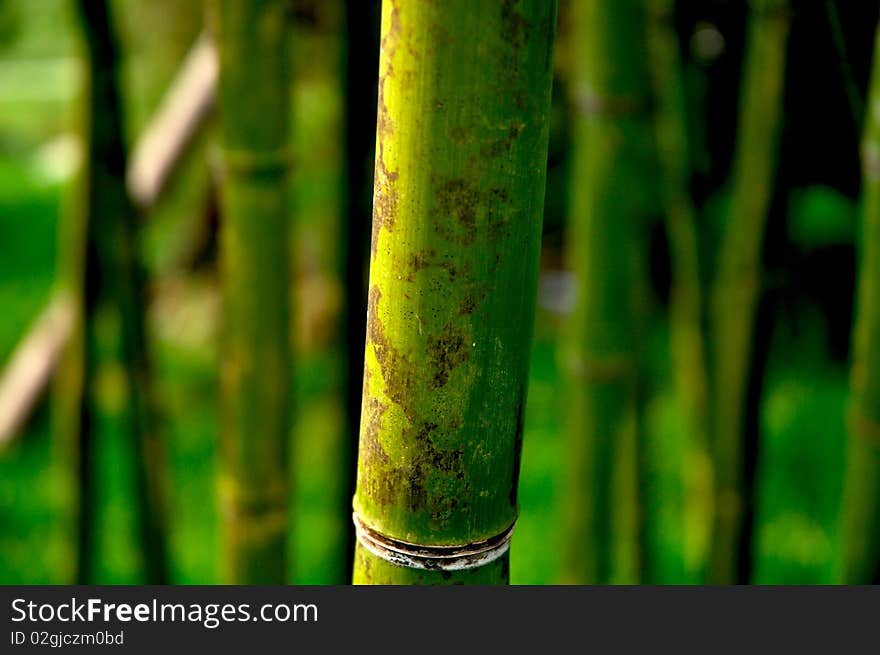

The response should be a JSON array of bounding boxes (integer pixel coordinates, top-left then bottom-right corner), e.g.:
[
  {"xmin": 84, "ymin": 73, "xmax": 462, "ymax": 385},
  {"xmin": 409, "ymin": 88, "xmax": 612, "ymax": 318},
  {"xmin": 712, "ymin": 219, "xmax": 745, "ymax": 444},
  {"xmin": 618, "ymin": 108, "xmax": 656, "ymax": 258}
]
[
  {"xmin": 426, "ymin": 323, "xmax": 470, "ymax": 389},
  {"xmin": 361, "ymin": 406, "xmax": 396, "ymax": 506},
  {"xmin": 371, "ymin": 0, "xmax": 403, "ymax": 255},
  {"xmin": 362, "ymin": 285, "xmax": 472, "ymax": 518},
  {"xmin": 376, "ymin": 0, "xmax": 402, "ymax": 139},
  {"xmin": 371, "ymin": 182, "xmax": 398, "ymax": 256},
  {"xmin": 406, "ymin": 421, "xmax": 466, "ymax": 526},
  {"xmin": 432, "ymin": 177, "xmax": 514, "ymax": 249},
  {"xmin": 458, "ymin": 284, "xmax": 488, "ymax": 316},
  {"xmin": 433, "ymin": 178, "xmax": 480, "ymax": 245},
  {"xmin": 426, "ymin": 10, "xmax": 453, "ymax": 57},
  {"xmin": 406, "ymin": 249, "xmax": 435, "ymax": 281},
  {"xmin": 501, "ymin": 0, "xmax": 530, "ymax": 52},
  {"xmin": 372, "ymin": 72, "xmax": 398, "ymax": 257},
  {"xmin": 362, "ymin": 395, "xmax": 389, "ymax": 466},
  {"xmin": 367, "ymin": 285, "xmax": 413, "ymax": 410},
  {"xmin": 360, "ymin": 366, "xmax": 397, "ymax": 508},
  {"xmin": 438, "ymin": 260, "xmax": 457, "ymax": 282},
  {"xmin": 482, "ymin": 123, "xmax": 524, "ymax": 158},
  {"xmin": 404, "ymin": 249, "xmax": 462, "ymax": 284},
  {"xmin": 499, "ymin": 0, "xmax": 538, "ymax": 119}
]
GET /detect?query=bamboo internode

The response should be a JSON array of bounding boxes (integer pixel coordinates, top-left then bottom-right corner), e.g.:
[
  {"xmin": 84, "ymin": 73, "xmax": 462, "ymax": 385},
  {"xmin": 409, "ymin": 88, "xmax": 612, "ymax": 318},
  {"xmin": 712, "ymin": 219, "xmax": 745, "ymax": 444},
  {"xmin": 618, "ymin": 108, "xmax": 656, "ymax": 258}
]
[
  {"xmin": 213, "ymin": 0, "xmax": 293, "ymax": 584},
  {"xmin": 708, "ymin": 0, "xmax": 790, "ymax": 584},
  {"xmin": 352, "ymin": 0, "xmax": 558, "ymax": 585},
  {"xmin": 561, "ymin": 0, "xmax": 653, "ymax": 585}
]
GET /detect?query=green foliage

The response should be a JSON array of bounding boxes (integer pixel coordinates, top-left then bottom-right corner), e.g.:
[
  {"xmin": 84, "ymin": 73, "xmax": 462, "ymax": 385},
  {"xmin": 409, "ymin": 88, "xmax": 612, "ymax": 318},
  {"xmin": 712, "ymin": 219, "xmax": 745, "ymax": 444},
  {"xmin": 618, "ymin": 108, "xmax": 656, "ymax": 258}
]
[
  {"xmin": 511, "ymin": 328, "xmax": 564, "ymax": 584},
  {"xmin": 753, "ymin": 317, "xmax": 846, "ymax": 583},
  {"xmin": 0, "ymin": 0, "xmax": 20, "ymax": 49},
  {"xmin": 0, "ymin": 158, "xmax": 58, "ymax": 361},
  {"xmin": 788, "ymin": 186, "xmax": 856, "ymax": 250}
]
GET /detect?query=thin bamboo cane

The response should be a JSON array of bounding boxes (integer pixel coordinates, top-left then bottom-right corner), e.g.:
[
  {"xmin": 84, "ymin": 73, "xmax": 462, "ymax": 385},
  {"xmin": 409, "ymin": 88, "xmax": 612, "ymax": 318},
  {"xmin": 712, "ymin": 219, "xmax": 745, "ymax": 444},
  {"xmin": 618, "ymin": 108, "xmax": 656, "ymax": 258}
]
[
  {"xmin": 838, "ymin": 21, "xmax": 880, "ymax": 585},
  {"xmin": 561, "ymin": 0, "xmax": 653, "ymax": 585},
  {"xmin": 212, "ymin": 0, "xmax": 293, "ymax": 583},
  {"xmin": 645, "ymin": 0, "xmax": 713, "ymax": 583},
  {"xmin": 708, "ymin": 0, "xmax": 790, "ymax": 584},
  {"xmin": 69, "ymin": 0, "xmax": 169, "ymax": 583},
  {"xmin": 352, "ymin": 0, "xmax": 557, "ymax": 585}
]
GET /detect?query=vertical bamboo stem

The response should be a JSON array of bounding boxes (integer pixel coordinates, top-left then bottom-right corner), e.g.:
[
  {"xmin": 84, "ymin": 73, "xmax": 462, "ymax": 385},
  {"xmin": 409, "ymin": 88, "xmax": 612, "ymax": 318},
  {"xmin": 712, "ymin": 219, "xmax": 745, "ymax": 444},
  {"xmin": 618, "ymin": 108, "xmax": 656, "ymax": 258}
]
[
  {"xmin": 839, "ymin": 22, "xmax": 880, "ymax": 585},
  {"xmin": 645, "ymin": 0, "xmax": 713, "ymax": 582},
  {"xmin": 70, "ymin": 0, "xmax": 169, "ymax": 583},
  {"xmin": 352, "ymin": 0, "xmax": 557, "ymax": 585},
  {"xmin": 561, "ymin": 0, "xmax": 653, "ymax": 585},
  {"xmin": 213, "ymin": 0, "xmax": 293, "ymax": 583},
  {"xmin": 709, "ymin": 0, "xmax": 789, "ymax": 584}
]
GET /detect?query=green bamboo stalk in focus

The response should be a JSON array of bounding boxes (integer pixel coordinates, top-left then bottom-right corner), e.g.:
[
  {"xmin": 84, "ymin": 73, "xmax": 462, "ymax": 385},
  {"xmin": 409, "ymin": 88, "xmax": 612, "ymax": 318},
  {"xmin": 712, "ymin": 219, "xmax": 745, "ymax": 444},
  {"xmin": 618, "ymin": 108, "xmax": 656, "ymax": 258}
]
[
  {"xmin": 709, "ymin": 0, "xmax": 789, "ymax": 584},
  {"xmin": 839, "ymin": 22, "xmax": 880, "ymax": 585},
  {"xmin": 561, "ymin": 0, "xmax": 653, "ymax": 585},
  {"xmin": 213, "ymin": 0, "xmax": 293, "ymax": 583},
  {"xmin": 66, "ymin": 0, "xmax": 169, "ymax": 583},
  {"xmin": 352, "ymin": 0, "xmax": 557, "ymax": 585},
  {"xmin": 645, "ymin": 0, "xmax": 713, "ymax": 583}
]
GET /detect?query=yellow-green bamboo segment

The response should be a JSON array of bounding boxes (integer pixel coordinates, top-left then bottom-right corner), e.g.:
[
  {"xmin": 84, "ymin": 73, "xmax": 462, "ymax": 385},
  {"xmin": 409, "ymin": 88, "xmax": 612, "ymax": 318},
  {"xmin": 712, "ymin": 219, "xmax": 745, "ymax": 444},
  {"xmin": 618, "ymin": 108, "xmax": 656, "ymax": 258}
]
[
  {"xmin": 561, "ymin": 0, "xmax": 653, "ymax": 585},
  {"xmin": 352, "ymin": 0, "xmax": 557, "ymax": 585},
  {"xmin": 68, "ymin": 0, "xmax": 169, "ymax": 583},
  {"xmin": 646, "ymin": 0, "xmax": 713, "ymax": 582},
  {"xmin": 839, "ymin": 22, "xmax": 880, "ymax": 585},
  {"xmin": 709, "ymin": 0, "xmax": 789, "ymax": 584},
  {"xmin": 213, "ymin": 0, "xmax": 293, "ymax": 583}
]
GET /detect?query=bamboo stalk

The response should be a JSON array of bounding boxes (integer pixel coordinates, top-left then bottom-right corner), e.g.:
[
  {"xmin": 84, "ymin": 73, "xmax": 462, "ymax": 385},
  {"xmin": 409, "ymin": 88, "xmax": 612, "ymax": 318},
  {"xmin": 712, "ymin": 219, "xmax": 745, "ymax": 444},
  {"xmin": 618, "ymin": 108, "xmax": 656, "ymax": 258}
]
[
  {"xmin": 352, "ymin": 0, "xmax": 557, "ymax": 585},
  {"xmin": 645, "ymin": 0, "xmax": 713, "ymax": 583},
  {"xmin": 212, "ymin": 0, "xmax": 293, "ymax": 583},
  {"xmin": 838, "ymin": 21, "xmax": 880, "ymax": 585},
  {"xmin": 708, "ymin": 0, "xmax": 789, "ymax": 584},
  {"xmin": 70, "ymin": 0, "xmax": 169, "ymax": 583},
  {"xmin": 560, "ymin": 0, "xmax": 653, "ymax": 585}
]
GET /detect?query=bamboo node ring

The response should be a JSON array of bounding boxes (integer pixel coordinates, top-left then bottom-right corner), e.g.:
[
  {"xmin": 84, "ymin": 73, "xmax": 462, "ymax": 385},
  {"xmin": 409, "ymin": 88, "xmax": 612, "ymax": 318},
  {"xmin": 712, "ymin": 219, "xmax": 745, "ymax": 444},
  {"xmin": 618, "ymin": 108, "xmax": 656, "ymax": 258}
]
[{"xmin": 352, "ymin": 512, "xmax": 515, "ymax": 571}]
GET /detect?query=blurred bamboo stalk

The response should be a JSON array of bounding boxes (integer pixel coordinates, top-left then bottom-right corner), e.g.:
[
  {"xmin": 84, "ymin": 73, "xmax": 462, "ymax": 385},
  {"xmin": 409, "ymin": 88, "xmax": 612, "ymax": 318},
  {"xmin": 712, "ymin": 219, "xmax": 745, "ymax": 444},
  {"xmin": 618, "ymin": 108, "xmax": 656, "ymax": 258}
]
[
  {"xmin": 645, "ymin": 0, "xmax": 713, "ymax": 582},
  {"xmin": 709, "ymin": 0, "xmax": 789, "ymax": 584},
  {"xmin": 352, "ymin": 0, "xmax": 557, "ymax": 584},
  {"xmin": 0, "ymin": 33, "xmax": 218, "ymax": 450},
  {"xmin": 67, "ymin": 0, "xmax": 169, "ymax": 583},
  {"xmin": 561, "ymin": 0, "xmax": 653, "ymax": 584},
  {"xmin": 213, "ymin": 0, "xmax": 293, "ymax": 583},
  {"xmin": 838, "ymin": 21, "xmax": 880, "ymax": 585}
]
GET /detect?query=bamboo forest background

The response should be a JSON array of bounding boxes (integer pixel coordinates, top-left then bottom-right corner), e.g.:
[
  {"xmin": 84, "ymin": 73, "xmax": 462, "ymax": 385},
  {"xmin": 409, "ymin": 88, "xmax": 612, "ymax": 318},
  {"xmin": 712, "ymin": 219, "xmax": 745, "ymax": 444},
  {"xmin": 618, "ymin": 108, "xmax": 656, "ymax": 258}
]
[{"xmin": 1, "ymin": 0, "xmax": 879, "ymax": 585}]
